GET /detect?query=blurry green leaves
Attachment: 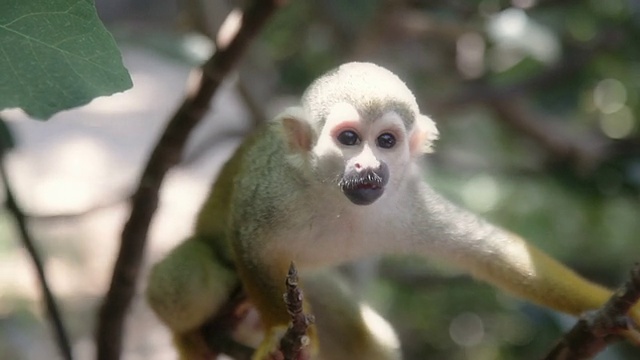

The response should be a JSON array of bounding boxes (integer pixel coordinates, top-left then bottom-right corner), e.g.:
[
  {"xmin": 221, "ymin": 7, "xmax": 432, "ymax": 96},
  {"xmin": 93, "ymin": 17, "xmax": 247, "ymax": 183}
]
[{"xmin": 0, "ymin": 0, "xmax": 132, "ymax": 119}]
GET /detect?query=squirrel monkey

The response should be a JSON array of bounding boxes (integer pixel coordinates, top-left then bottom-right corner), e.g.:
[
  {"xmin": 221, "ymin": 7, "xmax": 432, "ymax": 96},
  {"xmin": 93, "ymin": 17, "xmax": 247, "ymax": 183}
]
[{"xmin": 147, "ymin": 62, "xmax": 640, "ymax": 359}]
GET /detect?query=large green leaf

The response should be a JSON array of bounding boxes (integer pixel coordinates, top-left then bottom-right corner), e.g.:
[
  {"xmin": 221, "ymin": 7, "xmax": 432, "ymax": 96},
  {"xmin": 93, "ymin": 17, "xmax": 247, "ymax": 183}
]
[{"xmin": 0, "ymin": 0, "xmax": 132, "ymax": 119}]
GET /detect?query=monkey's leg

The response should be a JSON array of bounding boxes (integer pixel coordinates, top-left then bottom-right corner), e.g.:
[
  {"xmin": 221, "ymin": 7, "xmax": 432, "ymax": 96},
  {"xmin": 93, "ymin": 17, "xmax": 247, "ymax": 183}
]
[
  {"xmin": 303, "ymin": 271, "xmax": 402, "ymax": 360},
  {"xmin": 146, "ymin": 237, "xmax": 238, "ymax": 358}
]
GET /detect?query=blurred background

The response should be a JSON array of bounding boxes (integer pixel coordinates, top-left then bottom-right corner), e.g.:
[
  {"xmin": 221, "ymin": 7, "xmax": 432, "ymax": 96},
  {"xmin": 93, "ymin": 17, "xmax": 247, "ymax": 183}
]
[{"xmin": 1, "ymin": 0, "xmax": 640, "ymax": 359}]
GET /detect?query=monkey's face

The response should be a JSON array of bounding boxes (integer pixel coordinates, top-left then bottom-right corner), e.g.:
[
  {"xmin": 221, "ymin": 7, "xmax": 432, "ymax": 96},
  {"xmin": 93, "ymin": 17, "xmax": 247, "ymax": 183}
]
[{"xmin": 313, "ymin": 102, "xmax": 415, "ymax": 206}]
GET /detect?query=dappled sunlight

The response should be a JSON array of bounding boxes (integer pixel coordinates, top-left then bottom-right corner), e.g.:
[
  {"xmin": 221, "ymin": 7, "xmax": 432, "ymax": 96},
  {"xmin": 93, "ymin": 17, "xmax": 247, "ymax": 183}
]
[
  {"xmin": 592, "ymin": 78, "xmax": 636, "ymax": 139},
  {"xmin": 460, "ymin": 174, "xmax": 501, "ymax": 214},
  {"xmin": 182, "ymin": 33, "xmax": 215, "ymax": 61},
  {"xmin": 11, "ymin": 136, "xmax": 111, "ymax": 214},
  {"xmin": 600, "ymin": 106, "xmax": 635, "ymax": 139},
  {"xmin": 593, "ymin": 78, "xmax": 627, "ymax": 114},
  {"xmin": 449, "ymin": 312, "xmax": 484, "ymax": 347},
  {"xmin": 487, "ymin": 7, "xmax": 560, "ymax": 70}
]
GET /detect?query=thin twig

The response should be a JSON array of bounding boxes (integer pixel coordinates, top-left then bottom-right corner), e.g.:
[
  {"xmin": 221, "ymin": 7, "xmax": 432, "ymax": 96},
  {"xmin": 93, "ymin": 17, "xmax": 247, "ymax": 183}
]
[
  {"xmin": 95, "ymin": 2, "xmax": 286, "ymax": 360},
  {"xmin": 272, "ymin": 263, "xmax": 314, "ymax": 360},
  {"xmin": 0, "ymin": 119, "xmax": 73, "ymax": 360}
]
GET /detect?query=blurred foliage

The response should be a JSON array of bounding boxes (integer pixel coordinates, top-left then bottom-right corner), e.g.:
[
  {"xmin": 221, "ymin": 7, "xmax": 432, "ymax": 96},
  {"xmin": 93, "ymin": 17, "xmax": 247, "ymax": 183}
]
[{"xmin": 257, "ymin": 0, "xmax": 640, "ymax": 359}]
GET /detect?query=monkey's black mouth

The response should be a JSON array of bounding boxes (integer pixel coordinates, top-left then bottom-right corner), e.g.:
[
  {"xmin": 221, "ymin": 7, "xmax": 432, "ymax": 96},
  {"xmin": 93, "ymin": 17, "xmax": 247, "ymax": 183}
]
[
  {"xmin": 355, "ymin": 182, "xmax": 381, "ymax": 190},
  {"xmin": 339, "ymin": 170, "xmax": 387, "ymax": 205}
]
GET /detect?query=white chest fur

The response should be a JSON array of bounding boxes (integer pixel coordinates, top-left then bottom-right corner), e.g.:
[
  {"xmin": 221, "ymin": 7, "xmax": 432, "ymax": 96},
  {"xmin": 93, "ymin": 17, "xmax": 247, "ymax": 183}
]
[{"xmin": 261, "ymin": 191, "xmax": 404, "ymax": 270}]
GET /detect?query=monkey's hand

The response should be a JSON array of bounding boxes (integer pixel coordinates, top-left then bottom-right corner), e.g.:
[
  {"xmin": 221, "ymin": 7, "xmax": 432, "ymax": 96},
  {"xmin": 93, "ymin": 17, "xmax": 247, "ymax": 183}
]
[{"xmin": 251, "ymin": 325, "xmax": 289, "ymax": 360}]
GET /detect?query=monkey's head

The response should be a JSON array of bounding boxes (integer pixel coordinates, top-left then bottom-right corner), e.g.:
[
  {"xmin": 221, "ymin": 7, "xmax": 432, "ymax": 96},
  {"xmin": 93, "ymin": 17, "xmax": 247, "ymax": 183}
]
[{"xmin": 279, "ymin": 62, "xmax": 439, "ymax": 206}]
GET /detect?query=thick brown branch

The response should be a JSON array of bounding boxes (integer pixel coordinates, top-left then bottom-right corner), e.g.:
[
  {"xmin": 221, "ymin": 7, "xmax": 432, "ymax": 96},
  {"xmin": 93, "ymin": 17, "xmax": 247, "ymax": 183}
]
[
  {"xmin": 95, "ymin": 2, "xmax": 285, "ymax": 360},
  {"xmin": 544, "ymin": 263, "xmax": 640, "ymax": 360}
]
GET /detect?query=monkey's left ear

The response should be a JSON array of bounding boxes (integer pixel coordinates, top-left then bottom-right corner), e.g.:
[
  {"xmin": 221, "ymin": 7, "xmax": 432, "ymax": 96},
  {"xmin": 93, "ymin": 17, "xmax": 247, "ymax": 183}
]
[
  {"xmin": 276, "ymin": 107, "xmax": 315, "ymax": 153},
  {"xmin": 409, "ymin": 115, "xmax": 439, "ymax": 155}
]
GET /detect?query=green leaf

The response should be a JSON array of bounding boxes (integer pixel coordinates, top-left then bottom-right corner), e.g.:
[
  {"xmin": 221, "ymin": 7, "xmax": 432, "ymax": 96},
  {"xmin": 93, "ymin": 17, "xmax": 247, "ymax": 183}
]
[{"xmin": 0, "ymin": 0, "xmax": 132, "ymax": 119}]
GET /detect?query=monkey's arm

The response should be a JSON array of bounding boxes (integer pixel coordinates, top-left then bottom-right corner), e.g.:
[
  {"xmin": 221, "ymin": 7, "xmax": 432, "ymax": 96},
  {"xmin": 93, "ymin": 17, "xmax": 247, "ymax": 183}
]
[
  {"xmin": 145, "ymin": 135, "xmax": 258, "ymax": 358},
  {"xmin": 146, "ymin": 236, "xmax": 239, "ymax": 358},
  {"xmin": 408, "ymin": 180, "xmax": 640, "ymax": 331}
]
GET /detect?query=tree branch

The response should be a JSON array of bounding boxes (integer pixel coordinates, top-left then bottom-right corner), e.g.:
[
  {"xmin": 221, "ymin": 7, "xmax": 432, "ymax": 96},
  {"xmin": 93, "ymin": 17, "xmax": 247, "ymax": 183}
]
[
  {"xmin": 544, "ymin": 263, "xmax": 640, "ymax": 360},
  {"xmin": 271, "ymin": 263, "xmax": 314, "ymax": 360},
  {"xmin": 0, "ymin": 118, "xmax": 73, "ymax": 360},
  {"xmin": 281, "ymin": 263, "xmax": 314, "ymax": 359},
  {"xmin": 95, "ymin": 2, "xmax": 286, "ymax": 359}
]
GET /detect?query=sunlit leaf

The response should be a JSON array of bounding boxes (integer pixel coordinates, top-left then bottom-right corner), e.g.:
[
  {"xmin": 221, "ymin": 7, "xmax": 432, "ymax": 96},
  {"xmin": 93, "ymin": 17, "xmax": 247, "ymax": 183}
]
[{"xmin": 0, "ymin": 0, "xmax": 132, "ymax": 119}]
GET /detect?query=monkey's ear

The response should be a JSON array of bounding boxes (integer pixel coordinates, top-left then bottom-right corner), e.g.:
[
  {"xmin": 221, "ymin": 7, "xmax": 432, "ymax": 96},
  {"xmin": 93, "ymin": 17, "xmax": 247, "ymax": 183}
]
[
  {"xmin": 276, "ymin": 107, "xmax": 315, "ymax": 153},
  {"xmin": 410, "ymin": 115, "xmax": 439, "ymax": 155}
]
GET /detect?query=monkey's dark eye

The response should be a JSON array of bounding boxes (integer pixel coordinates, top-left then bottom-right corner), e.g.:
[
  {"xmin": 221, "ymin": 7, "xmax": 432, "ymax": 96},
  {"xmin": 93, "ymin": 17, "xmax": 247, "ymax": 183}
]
[
  {"xmin": 337, "ymin": 130, "xmax": 360, "ymax": 146},
  {"xmin": 376, "ymin": 133, "xmax": 396, "ymax": 149}
]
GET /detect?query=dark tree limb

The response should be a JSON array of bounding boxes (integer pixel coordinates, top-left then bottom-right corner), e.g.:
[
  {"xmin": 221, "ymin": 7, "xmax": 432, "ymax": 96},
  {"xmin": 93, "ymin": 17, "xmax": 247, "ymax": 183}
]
[
  {"xmin": 95, "ymin": 2, "xmax": 286, "ymax": 359},
  {"xmin": 0, "ymin": 118, "xmax": 73, "ymax": 360},
  {"xmin": 544, "ymin": 263, "xmax": 640, "ymax": 360}
]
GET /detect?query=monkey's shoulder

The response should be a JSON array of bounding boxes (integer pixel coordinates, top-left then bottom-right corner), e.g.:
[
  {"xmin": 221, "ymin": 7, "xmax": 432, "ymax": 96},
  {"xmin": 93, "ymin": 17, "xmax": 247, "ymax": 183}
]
[{"xmin": 230, "ymin": 127, "xmax": 313, "ymax": 215}]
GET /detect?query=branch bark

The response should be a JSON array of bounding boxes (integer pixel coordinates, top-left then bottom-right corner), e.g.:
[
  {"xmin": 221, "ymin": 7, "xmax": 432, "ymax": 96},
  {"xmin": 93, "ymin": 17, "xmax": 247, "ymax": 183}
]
[
  {"xmin": 280, "ymin": 263, "xmax": 314, "ymax": 360},
  {"xmin": 544, "ymin": 263, "xmax": 640, "ymax": 360},
  {"xmin": 271, "ymin": 263, "xmax": 314, "ymax": 360},
  {"xmin": 95, "ymin": 2, "xmax": 285, "ymax": 359}
]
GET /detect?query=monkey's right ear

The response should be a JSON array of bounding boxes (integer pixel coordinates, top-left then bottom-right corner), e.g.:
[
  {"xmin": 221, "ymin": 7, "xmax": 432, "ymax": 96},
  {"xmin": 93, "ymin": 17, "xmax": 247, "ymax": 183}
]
[{"xmin": 276, "ymin": 107, "xmax": 315, "ymax": 153}]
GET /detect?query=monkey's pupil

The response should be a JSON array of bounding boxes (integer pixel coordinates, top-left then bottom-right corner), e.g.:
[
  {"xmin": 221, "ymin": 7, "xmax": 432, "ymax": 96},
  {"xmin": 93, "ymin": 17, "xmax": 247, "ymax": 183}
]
[
  {"xmin": 337, "ymin": 130, "xmax": 360, "ymax": 146},
  {"xmin": 377, "ymin": 133, "xmax": 396, "ymax": 149}
]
